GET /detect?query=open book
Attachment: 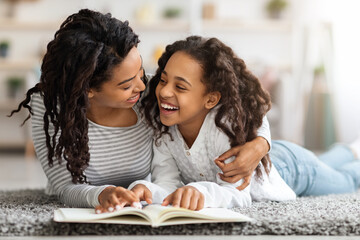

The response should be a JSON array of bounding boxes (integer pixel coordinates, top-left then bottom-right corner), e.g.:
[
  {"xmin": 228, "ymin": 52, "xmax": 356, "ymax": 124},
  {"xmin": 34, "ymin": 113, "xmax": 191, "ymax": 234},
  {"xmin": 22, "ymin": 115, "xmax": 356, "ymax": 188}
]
[{"xmin": 54, "ymin": 204, "xmax": 252, "ymax": 227}]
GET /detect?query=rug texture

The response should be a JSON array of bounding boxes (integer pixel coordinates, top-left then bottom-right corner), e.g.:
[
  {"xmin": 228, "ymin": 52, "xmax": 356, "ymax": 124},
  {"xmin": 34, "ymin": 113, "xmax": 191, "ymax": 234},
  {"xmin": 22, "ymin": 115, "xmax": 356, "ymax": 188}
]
[{"xmin": 0, "ymin": 189, "xmax": 360, "ymax": 236}]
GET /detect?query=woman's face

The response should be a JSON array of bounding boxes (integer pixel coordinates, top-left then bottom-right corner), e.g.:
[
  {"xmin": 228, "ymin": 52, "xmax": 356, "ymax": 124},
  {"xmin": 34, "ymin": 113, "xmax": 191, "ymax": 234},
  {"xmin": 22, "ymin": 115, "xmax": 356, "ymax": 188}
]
[{"xmin": 89, "ymin": 47, "xmax": 145, "ymax": 109}]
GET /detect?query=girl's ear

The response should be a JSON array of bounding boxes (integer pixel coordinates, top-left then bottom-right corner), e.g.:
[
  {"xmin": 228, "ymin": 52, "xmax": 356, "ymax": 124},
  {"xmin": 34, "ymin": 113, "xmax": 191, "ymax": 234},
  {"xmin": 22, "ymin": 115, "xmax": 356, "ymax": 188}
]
[
  {"xmin": 205, "ymin": 91, "xmax": 221, "ymax": 109},
  {"xmin": 88, "ymin": 89, "xmax": 94, "ymax": 99}
]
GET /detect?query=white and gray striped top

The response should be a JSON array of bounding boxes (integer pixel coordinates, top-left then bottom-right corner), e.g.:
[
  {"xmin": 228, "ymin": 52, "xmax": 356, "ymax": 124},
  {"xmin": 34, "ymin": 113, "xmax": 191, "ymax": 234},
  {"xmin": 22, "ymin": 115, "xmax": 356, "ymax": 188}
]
[{"xmin": 31, "ymin": 93, "xmax": 153, "ymax": 208}]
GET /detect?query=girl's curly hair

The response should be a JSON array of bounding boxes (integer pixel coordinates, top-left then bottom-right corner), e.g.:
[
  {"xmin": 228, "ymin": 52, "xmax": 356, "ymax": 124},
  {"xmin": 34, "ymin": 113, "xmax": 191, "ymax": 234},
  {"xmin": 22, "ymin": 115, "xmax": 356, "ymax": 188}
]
[
  {"xmin": 9, "ymin": 9, "xmax": 143, "ymax": 184},
  {"xmin": 141, "ymin": 36, "xmax": 272, "ymax": 178}
]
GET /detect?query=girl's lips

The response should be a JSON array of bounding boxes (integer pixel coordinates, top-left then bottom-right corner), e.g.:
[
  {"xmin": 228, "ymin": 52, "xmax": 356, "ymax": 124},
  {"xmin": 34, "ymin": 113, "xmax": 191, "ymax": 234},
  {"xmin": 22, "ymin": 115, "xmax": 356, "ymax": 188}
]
[
  {"xmin": 159, "ymin": 106, "xmax": 178, "ymax": 115},
  {"xmin": 159, "ymin": 101, "xmax": 179, "ymax": 115},
  {"xmin": 127, "ymin": 94, "xmax": 140, "ymax": 103}
]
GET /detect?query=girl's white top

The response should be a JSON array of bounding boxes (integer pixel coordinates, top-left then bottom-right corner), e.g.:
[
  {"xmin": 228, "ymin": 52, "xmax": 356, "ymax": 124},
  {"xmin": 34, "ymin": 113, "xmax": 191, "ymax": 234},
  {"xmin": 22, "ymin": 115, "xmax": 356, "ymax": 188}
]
[{"xmin": 129, "ymin": 108, "xmax": 296, "ymax": 208}]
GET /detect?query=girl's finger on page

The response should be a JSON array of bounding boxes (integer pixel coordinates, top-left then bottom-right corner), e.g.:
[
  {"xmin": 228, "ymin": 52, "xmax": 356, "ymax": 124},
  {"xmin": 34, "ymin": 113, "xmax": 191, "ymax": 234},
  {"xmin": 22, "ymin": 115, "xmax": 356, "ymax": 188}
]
[
  {"xmin": 171, "ymin": 191, "xmax": 182, "ymax": 208},
  {"xmin": 188, "ymin": 195, "xmax": 198, "ymax": 210},
  {"xmin": 162, "ymin": 194, "xmax": 172, "ymax": 206},
  {"xmin": 196, "ymin": 196, "xmax": 205, "ymax": 211},
  {"xmin": 180, "ymin": 190, "xmax": 191, "ymax": 209}
]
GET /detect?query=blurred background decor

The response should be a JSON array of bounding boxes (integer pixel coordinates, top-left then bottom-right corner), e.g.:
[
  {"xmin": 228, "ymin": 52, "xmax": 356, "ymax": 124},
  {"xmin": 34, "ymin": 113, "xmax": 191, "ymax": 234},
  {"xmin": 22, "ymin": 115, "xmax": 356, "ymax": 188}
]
[
  {"xmin": 265, "ymin": 0, "xmax": 288, "ymax": 19},
  {"xmin": 0, "ymin": 40, "xmax": 10, "ymax": 57},
  {"xmin": 6, "ymin": 75, "xmax": 24, "ymax": 99},
  {"xmin": 0, "ymin": 0, "xmax": 359, "ymax": 156}
]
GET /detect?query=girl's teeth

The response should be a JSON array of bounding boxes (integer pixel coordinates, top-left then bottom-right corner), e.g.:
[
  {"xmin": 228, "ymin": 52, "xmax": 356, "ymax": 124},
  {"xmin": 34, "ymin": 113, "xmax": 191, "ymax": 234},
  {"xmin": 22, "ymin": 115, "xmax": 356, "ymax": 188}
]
[{"xmin": 161, "ymin": 103, "xmax": 179, "ymax": 110}]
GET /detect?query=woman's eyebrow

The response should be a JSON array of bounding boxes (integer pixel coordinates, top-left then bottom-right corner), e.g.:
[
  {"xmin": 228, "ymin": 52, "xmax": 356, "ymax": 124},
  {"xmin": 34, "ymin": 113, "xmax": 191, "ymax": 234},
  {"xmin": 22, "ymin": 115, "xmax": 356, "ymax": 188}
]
[
  {"xmin": 162, "ymin": 70, "xmax": 192, "ymax": 87},
  {"xmin": 118, "ymin": 56, "xmax": 144, "ymax": 86}
]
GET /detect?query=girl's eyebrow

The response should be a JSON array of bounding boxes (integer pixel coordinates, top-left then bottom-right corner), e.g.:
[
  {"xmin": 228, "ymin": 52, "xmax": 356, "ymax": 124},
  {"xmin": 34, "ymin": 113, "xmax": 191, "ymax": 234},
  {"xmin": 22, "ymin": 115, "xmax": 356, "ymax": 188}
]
[
  {"xmin": 118, "ymin": 56, "xmax": 144, "ymax": 86},
  {"xmin": 162, "ymin": 70, "xmax": 192, "ymax": 87}
]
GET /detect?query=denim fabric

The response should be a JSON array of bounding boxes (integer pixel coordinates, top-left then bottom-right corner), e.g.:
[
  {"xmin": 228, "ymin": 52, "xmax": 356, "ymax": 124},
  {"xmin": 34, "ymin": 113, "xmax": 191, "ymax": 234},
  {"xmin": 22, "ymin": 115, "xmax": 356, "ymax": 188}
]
[{"xmin": 270, "ymin": 140, "xmax": 360, "ymax": 196}]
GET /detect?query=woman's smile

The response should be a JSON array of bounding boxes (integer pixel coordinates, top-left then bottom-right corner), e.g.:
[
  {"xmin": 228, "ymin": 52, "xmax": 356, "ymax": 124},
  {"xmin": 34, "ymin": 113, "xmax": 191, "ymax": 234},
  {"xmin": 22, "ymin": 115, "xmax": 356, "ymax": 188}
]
[{"xmin": 127, "ymin": 93, "xmax": 140, "ymax": 103}]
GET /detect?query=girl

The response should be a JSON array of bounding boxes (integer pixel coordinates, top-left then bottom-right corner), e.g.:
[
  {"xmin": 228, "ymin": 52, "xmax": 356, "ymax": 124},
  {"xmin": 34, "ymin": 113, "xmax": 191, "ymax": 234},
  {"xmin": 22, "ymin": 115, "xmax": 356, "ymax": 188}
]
[
  {"xmin": 9, "ymin": 10, "xmax": 271, "ymax": 212},
  {"xmin": 128, "ymin": 36, "xmax": 360, "ymax": 210}
]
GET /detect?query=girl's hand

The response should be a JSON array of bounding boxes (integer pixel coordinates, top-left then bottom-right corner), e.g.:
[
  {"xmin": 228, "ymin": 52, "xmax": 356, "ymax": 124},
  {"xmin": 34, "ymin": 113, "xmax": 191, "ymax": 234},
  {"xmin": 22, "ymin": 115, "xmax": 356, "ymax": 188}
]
[
  {"xmin": 214, "ymin": 136, "xmax": 269, "ymax": 190},
  {"xmin": 96, "ymin": 186, "xmax": 140, "ymax": 214},
  {"xmin": 162, "ymin": 186, "xmax": 204, "ymax": 210},
  {"xmin": 130, "ymin": 184, "xmax": 153, "ymax": 204}
]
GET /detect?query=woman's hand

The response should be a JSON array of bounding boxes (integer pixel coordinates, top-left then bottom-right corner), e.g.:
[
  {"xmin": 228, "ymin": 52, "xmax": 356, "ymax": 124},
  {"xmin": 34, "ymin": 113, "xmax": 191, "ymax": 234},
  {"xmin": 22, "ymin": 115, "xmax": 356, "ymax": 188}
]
[
  {"xmin": 131, "ymin": 184, "xmax": 153, "ymax": 205},
  {"xmin": 96, "ymin": 186, "xmax": 140, "ymax": 214},
  {"xmin": 214, "ymin": 136, "xmax": 270, "ymax": 190},
  {"xmin": 162, "ymin": 186, "xmax": 204, "ymax": 210}
]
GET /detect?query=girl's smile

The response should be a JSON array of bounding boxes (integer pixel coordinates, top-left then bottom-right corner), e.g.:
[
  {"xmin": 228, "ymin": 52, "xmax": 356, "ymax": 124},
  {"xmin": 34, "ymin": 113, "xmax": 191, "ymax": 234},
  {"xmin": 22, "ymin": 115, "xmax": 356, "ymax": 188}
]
[{"xmin": 159, "ymin": 101, "xmax": 180, "ymax": 115}]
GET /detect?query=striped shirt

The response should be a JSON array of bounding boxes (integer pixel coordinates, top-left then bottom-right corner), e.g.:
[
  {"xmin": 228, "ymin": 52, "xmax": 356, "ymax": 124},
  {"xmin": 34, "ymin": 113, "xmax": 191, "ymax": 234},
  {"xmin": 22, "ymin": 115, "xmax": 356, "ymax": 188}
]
[{"xmin": 31, "ymin": 93, "xmax": 153, "ymax": 208}]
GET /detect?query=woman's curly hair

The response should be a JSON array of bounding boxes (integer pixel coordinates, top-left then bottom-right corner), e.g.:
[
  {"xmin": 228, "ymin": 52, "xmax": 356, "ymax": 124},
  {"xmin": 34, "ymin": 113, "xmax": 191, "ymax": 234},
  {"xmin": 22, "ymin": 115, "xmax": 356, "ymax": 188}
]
[
  {"xmin": 141, "ymin": 36, "xmax": 272, "ymax": 178},
  {"xmin": 9, "ymin": 9, "xmax": 142, "ymax": 184}
]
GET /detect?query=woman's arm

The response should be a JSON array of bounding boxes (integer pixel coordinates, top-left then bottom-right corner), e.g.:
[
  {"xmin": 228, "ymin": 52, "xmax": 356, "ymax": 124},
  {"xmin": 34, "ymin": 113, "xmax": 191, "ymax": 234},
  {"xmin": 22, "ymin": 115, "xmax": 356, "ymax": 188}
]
[
  {"xmin": 31, "ymin": 94, "xmax": 114, "ymax": 208},
  {"xmin": 215, "ymin": 115, "xmax": 271, "ymax": 190}
]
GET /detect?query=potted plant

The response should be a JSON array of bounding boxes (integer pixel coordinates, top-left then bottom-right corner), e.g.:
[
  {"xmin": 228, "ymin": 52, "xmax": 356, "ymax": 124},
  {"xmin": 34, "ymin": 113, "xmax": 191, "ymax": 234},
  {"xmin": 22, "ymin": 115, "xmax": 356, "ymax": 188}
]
[
  {"xmin": 266, "ymin": 0, "xmax": 288, "ymax": 19},
  {"xmin": 163, "ymin": 7, "xmax": 182, "ymax": 19},
  {"xmin": 0, "ymin": 40, "xmax": 10, "ymax": 58},
  {"xmin": 6, "ymin": 76, "xmax": 24, "ymax": 99}
]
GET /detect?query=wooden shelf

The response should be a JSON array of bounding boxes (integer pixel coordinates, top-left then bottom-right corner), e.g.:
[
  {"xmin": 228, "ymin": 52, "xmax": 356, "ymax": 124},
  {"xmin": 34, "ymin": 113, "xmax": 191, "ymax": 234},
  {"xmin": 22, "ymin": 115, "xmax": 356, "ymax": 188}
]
[
  {"xmin": 202, "ymin": 19, "xmax": 292, "ymax": 32},
  {"xmin": 0, "ymin": 19, "xmax": 60, "ymax": 31},
  {"xmin": 0, "ymin": 58, "xmax": 40, "ymax": 70},
  {"xmin": 0, "ymin": 99, "xmax": 22, "ymax": 111},
  {"xmin": 132, "ymin": 19, "xmax": 190, "ymax": 32}
]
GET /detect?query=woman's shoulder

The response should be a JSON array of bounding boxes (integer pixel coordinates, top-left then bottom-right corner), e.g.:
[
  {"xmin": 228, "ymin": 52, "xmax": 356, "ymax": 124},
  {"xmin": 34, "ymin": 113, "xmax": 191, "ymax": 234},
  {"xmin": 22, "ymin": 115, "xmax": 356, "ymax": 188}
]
[{"xmin": 30, "ymin": 92, "xmax": 46, "ymax": 124}]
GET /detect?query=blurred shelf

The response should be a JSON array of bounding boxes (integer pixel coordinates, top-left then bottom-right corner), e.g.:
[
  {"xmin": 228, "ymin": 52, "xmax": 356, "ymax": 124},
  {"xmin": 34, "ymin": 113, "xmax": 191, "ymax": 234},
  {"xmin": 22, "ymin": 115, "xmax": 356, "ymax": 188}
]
[
  {"xmin": 202, "ymin": 19, "xmax": 292, "ymax": 32},
  {"xmin": 0, "ymin": 99, "xmax": 22, "ymax": 111},
  {"xmin": 132, "ymin": 19, "xmax": 190, "ymax": 32},
  {"xmin": 0, "ymin": 58, "xmax": 40, "ymax": 70},
  {"xmin": 0, "ymin": 19, "xmax": 60, "ymax": 31},
  {"xmin": 0, "ymin": 141, "xmax": 26, "ymax": 149}
]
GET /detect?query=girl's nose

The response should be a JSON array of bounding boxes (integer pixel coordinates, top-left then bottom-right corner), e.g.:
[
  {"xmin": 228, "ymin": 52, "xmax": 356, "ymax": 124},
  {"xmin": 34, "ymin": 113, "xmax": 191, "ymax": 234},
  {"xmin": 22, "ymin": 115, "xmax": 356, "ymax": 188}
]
[{"xmin": 159, "ymin": 84, "xmax": 174, "ymax": 99}]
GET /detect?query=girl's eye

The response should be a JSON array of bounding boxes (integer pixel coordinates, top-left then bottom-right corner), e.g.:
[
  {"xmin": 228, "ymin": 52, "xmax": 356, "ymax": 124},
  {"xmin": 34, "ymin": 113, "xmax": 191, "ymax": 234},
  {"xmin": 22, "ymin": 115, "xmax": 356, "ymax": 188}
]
[
  {"xmin": 159, "ymin": 79, "xmax": 166, "ymax": 84},
  {"xmin": 123, "ymin": 85, "xmax": 131, "ymax": 90}
]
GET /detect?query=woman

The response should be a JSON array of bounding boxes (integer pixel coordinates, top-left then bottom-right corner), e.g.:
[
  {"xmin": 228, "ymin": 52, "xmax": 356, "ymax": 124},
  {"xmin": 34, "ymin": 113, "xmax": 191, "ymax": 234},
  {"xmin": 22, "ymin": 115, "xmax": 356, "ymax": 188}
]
[{"xmin": 9, "ymin": 9, "xmax": 270, "ymax": 211}]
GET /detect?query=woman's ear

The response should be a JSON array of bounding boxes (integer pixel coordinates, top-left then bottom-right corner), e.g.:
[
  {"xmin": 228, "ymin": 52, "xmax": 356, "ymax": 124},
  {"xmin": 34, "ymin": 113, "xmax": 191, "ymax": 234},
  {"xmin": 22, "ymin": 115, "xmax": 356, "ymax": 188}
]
[{"xmin": 205, "ymin": 91, "xmax": 221, "ymax": 109}]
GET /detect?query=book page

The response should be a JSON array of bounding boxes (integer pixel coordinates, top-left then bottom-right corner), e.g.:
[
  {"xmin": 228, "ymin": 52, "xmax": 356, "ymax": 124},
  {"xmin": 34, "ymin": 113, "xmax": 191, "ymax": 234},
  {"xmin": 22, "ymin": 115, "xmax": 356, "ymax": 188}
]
[
  {"xmin": 142, "ymin": 205, "xmax": 253, "ymax": 227},
  {"xmin": 54, "ymin": 207, "xmax": 152, "ymax": 223}
]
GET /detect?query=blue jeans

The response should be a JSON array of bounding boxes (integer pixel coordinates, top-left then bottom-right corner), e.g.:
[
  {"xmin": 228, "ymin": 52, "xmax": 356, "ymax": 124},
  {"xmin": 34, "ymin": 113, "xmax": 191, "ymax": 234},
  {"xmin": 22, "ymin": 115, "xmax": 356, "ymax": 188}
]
[{"xmin": 270, "ymin": 140, "xmax": 360, "ymax": 196}]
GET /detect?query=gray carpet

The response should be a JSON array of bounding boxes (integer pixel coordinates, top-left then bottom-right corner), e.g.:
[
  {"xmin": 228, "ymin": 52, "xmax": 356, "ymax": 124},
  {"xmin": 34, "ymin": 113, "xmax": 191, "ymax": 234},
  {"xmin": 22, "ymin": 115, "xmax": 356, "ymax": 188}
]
[{"xmin": 1, "ymin": 189, "xmax": 360, "ymax": 236}]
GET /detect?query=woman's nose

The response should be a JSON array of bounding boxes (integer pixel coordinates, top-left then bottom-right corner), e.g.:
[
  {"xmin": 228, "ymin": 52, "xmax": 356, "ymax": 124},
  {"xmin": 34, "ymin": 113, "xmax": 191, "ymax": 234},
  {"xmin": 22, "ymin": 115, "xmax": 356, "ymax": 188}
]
[{"xmin": 134, "ymin": 75, "xmax": 146, "ymax": 92}]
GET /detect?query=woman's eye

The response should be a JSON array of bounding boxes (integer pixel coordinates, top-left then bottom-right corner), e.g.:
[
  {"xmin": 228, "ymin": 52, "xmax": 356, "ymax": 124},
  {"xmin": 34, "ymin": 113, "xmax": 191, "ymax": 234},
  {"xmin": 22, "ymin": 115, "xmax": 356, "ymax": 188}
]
[
  {"xmin": 159, "ymin": 79, "xmax": 166, "ymax": 84},
  {"xmin": 123, "ymin": 86, "xmax": 131, "ymax": 90},
  {"xmin": 176, "ymin": 85, "xmax": 186, "ymax": 90}
]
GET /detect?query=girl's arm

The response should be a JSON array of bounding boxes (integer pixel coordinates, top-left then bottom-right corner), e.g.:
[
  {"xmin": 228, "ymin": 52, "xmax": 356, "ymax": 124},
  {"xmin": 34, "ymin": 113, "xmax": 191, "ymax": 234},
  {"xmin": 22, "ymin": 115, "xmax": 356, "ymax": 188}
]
[
  {"xmin": 31, "ymin": 94, "xmax": 115, "ymax": 208},
  {"xmin": 128, "ymin": 140, "xmax": 183, "ymax": 204},
  {"xmin": 215, "ymin": 115, "xmax": 271, "ymax": 190}
]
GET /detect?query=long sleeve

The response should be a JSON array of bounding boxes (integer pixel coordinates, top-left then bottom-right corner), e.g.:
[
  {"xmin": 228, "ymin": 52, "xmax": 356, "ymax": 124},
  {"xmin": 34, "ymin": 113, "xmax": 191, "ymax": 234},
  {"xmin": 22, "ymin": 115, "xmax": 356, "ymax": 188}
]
[
  {"xmin": 31, "ymin": 94, "xmax": 113, "ymax": 208},
  {"xmin": 257, "ymin": 115, "xmax": 272, "ymax": 151},
  {"xmin": 128, "ymin": 139, "xmax": 183, "ymax": 204},
  {"xmin": 31, "ymin": 93, "xmax": 155, "ymax": 208},
  {"xmin": 187, "ymin": 177, "xmax": 251, "ymax": 208}
]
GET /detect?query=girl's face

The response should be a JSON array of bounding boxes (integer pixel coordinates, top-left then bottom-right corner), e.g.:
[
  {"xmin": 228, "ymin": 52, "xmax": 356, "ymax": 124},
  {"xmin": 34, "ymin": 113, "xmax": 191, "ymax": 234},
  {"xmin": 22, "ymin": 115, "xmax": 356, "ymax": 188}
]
[
  {"xmin": 156, "ymin": 51, "xmax": 215, "ymax": 130},
  {"xmin": 89, "ymin": 47, "xmax": 145, "ymax": 109}
]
